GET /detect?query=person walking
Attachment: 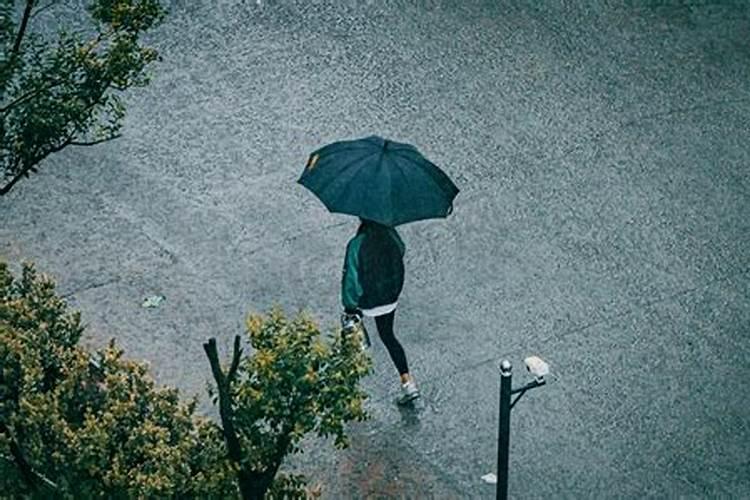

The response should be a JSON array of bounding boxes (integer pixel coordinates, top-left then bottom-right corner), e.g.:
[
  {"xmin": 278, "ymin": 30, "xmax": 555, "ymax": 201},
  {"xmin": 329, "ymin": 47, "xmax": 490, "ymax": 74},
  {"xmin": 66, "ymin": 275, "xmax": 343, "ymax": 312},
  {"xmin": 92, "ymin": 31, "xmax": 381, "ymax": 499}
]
[
  {"xmin": 298, "ymin": 135, "xmax": 460, "ymax": 405},
  {"xmin": 341, "ymin": 217, "xmax": 420, "ymax": 405}
]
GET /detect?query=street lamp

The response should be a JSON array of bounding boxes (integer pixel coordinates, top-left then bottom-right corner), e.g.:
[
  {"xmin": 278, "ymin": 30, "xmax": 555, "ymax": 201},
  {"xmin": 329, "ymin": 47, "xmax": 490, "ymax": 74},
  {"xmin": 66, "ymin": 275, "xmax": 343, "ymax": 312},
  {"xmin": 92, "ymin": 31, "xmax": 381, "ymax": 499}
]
[{"xmin": 496, "ymin": 356, "xmax": 550, "ymax": 500}]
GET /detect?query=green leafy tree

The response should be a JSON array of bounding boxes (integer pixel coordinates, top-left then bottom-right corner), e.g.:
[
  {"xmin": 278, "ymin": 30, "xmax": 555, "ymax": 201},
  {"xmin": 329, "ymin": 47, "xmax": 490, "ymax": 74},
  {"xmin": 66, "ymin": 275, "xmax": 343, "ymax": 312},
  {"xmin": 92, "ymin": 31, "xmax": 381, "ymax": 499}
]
[
  {"xmin": 0, "ymin": 0, "xmax": 166, "ymax": 195},
  {"xmin": 1, "ymin": 261, "xmax": 374, "ymax": 498},
  {"xmin": 205, "ymin": 307, "xmax": 373, "ymax": 500},
  {"xmin": 0, "ymin": 261, "xmax": 236, "ymax": 498}
]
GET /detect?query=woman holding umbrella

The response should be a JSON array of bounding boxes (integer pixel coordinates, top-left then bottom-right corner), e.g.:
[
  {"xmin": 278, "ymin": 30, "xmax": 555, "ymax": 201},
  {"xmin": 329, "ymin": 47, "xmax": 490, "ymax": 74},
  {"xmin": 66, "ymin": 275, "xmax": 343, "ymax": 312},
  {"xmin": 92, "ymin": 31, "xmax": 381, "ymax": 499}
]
[
  {"xmin": 341, "ymin": 217, "xmax": 417, "ymax": 404},
  {"xmin": 298, "ymin": 135, "xmax": 459, "ymax": 406}
]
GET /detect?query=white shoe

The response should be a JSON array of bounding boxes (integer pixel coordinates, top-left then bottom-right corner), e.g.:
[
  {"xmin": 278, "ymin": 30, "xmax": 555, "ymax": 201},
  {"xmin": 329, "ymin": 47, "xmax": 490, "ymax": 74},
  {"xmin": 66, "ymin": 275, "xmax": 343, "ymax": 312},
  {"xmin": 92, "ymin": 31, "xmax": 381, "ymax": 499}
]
[{"xmin": 397, "ymin": 379, "xmax": 420, "ymax": 405}]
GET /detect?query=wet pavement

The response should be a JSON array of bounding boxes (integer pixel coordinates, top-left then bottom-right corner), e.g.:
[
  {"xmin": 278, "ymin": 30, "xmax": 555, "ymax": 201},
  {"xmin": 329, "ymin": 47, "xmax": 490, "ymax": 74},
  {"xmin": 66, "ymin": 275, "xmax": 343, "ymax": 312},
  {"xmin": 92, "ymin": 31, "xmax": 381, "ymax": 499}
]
[{"xmin": 2, "ymin": 0, "xmax": 749, "ymax": 498}]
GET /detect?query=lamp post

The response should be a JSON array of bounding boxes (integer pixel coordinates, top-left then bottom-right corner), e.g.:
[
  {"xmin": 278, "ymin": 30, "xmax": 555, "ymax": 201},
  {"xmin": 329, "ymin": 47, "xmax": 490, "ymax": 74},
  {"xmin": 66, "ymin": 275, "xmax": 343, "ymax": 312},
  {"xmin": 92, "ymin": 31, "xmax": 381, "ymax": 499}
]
[
  {"xmin": 497, "ymin": 361, "xmax": 512, "ymax": 500},
  {"xmin": 496, "ymin": 357, "xmax": 549, "ymax": 500}
]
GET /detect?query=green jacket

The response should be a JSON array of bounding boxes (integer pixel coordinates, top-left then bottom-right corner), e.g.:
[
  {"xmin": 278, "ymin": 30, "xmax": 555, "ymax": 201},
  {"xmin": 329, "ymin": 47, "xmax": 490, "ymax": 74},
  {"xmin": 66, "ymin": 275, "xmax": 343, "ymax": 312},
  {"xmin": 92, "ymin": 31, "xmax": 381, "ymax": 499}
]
[{"xmin": 342, "ymin": 223, "xmax": 405, "ymax": 312}]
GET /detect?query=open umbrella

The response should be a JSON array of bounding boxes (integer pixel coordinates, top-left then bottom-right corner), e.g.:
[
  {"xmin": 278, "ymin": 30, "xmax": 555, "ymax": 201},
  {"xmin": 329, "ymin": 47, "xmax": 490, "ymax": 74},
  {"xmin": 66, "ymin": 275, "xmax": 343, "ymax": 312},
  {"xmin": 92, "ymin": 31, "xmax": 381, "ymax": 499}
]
[{"xmin": 297, "ymin": 135, "xmax": 459, "ymax": 226}]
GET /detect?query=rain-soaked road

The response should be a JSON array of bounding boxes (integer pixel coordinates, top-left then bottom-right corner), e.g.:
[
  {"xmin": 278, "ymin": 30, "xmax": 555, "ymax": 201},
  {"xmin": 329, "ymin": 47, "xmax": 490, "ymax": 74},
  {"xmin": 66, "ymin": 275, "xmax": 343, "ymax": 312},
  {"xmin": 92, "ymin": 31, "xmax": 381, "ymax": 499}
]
[{"xmin": 2, "ymin": 0, "xmax": 749, "ymax": 497}]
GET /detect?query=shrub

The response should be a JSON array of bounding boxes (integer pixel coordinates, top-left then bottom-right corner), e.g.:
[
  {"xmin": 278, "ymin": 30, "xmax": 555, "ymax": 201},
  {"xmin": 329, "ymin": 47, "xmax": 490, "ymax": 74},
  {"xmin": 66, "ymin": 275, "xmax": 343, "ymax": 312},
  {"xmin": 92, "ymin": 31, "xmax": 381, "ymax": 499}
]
[{"xmin": 0, "ymin": 262, "xmax": 235, "ymax": 498}]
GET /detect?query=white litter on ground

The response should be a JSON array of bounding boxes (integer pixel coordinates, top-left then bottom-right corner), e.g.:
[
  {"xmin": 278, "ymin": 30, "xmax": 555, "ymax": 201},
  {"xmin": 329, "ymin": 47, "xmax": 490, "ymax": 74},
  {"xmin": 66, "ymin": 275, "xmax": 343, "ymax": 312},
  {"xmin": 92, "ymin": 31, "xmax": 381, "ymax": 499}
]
[
  {"xmin": 141, "ymin": 295, "xmax": 166, "ymax": 308},
  {"xmin": 481, "ymin": 473, "xmax": 497, "ymax": 484}
]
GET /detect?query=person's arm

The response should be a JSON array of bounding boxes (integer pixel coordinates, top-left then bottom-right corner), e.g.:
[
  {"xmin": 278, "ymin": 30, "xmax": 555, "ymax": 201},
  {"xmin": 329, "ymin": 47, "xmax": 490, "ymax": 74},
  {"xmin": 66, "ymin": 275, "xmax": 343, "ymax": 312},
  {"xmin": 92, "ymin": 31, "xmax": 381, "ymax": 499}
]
[{"xmin": 341, "ymin": 235, "xmax": 364, "ymax": 313}]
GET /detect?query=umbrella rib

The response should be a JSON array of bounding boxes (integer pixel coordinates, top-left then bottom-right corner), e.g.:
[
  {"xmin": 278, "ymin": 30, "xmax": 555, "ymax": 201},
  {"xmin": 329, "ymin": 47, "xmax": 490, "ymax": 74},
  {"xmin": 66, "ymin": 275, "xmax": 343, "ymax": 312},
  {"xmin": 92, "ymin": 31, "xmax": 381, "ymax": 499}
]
[
  {"xmin": 326, "ymin": 152, "xmax": 381, "ymax": 215},
  {"xmin": 391, "ymin": 150, "xmax": 452, "ymax": 195},
  {"xmin": 391, "ymin": 155, "xmax": 406, "ymax": 224},
  {"xmin": 317, "ymin": 150, "xmax": 380, "ymax": 201}
]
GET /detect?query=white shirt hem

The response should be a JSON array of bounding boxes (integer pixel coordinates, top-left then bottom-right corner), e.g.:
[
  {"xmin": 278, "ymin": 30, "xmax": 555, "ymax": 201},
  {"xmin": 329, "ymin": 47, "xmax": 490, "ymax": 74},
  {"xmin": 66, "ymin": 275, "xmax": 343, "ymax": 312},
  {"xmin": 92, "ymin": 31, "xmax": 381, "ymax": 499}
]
[{"xmin": 360, "ymin": 301, "xmax": 398, "ymax": 317}]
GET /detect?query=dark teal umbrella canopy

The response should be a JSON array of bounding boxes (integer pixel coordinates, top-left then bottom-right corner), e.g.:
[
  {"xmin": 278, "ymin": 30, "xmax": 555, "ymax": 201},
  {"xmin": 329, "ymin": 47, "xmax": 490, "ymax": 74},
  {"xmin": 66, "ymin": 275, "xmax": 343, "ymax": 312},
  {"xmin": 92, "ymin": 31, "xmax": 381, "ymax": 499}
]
[{"xmin": 297, "ymin": 135, "xmax": 459, "ymax": 226}]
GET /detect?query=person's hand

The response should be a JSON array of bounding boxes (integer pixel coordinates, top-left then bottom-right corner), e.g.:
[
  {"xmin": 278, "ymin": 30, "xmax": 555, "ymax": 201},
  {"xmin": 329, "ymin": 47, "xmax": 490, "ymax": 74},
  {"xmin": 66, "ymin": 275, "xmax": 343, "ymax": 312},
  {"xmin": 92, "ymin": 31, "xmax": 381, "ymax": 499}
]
[
  {"xmin": 340, "ymin": 310, "xmax": 362, "ymax": 332},
  {"xmin": 340, "ymin": 310, "xmax": 370, "ymax": 349},
  {"xmin": 343, "ymin": 308, "xmax": 362, "ymax": 320}
]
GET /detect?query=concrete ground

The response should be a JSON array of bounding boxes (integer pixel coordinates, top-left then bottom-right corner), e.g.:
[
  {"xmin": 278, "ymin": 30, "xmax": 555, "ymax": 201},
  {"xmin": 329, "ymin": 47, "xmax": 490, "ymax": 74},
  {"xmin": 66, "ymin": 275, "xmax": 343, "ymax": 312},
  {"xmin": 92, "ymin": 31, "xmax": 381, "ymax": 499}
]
[{"xmin": 2, "ymin": 0, "xmax": 749, "ymax": 498}]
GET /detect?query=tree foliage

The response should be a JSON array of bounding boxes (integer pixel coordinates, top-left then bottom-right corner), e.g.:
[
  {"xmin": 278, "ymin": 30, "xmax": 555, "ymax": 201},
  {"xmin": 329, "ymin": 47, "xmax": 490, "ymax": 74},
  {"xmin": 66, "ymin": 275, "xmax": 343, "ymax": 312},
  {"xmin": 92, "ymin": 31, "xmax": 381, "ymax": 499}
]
[
  {"xmin": 0, "ymin": 0, "xmax": 167, "ymax": 194},
  {"xmin": 0, "ymin": 261, "xmax": 236, "ymax": 498},
  {"xmin": 1, "ymin": 261, "xmax": 374, "ymax": 499},
  {"xmin": 205, "ymin": 307, "xmax": 372, "ymax": 499}
]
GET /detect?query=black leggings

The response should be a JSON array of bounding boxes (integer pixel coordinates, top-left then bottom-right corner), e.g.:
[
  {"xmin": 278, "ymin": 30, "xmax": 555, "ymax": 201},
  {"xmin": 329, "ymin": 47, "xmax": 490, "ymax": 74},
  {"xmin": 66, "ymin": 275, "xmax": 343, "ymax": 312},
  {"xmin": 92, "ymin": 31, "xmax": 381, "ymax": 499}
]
[{"xmin": 374, "ymin": 310, "xmax": 409, "ymax": 376}]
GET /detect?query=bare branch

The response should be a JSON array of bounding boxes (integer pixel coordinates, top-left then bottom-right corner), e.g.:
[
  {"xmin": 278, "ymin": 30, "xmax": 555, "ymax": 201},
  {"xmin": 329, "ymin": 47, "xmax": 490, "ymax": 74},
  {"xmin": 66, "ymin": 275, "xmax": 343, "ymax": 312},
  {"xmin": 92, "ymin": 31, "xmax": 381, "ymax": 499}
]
[
  {"xmin": 69, "ymin": 134, "xmax": 122, "ymax": 146},
  {"xmin": 204, "ymin": 338, "xmax": 226, "ymax": 387},
  {"xmin": 12, "ymin": 1, "xmax": 36, "ymax": 58},
  {"xmin": 46, "ymin": 132, "xmax": 76, "ymax": 155},
  {"xmin": 227, "ymin": 334, "xmax": 243, "ymax": 383}
]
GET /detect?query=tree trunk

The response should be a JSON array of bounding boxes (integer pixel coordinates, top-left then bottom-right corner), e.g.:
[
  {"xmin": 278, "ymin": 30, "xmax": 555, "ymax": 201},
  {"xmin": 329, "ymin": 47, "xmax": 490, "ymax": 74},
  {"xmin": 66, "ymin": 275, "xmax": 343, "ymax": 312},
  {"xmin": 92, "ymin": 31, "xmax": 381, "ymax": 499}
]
[
  {"xmin": 204, "ymin": 336, "xmax": 264, "ymax": 500},
  {"xmin": 247, "ymin": 471, "xmax": 276, "ymax": 500}
]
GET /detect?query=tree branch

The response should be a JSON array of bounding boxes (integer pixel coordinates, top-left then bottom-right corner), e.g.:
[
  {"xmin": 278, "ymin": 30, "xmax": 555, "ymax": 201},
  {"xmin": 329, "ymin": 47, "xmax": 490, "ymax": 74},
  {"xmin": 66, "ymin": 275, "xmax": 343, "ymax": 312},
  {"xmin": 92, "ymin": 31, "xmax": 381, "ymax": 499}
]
[
  {"xmin": 12, "ymin": 1, "xmax": 36, "ymax": 57},
  {"xmin": 29, "ymin": 0, "xmax": 60, "ymax": 20},
  {"xmin": 227, "ymin": 334, "xmax": 242, "ymax": 383},
  {"xmin": 0, "ymin": 77, "xmax": 67, "ymax": 114},
  {"xmin": 0, "ymin": 135, "xmax": 71, "ymax": 195},
  {"xmin": 0, "ymin": 454, "xmax": 58, "ymax": 490},
  {"xmin": 79, "ymin": 28, "xmax": 113, "ymax": 57},
  {"xmin": 204, "ymin": 338, "xmax": 238, "ymax": 460},
  {"xmin": 267, "ymin": 431, "xmax": 293, "ymax": 489},
  {"xmin": 69, "ymin": 134, "xmax": 122, "ymax": 147},
  {"xmin": 45, "ymin": 132, "xmax": 75, "ymax": 155},
  {"xmin": 1, "ymin": 81, "xmax": 112, "ymax": 195},
  {"xmin": 1, "ymin": 27, "xmax": 115, "ymax": 115},
  {"xmin": 0, "ymin": 421, "xmax": 37, "ymax": 492}
]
